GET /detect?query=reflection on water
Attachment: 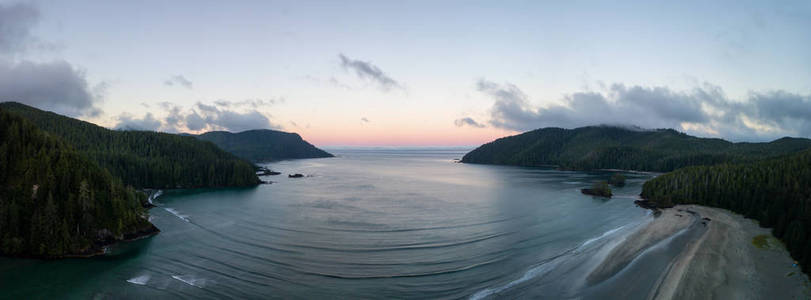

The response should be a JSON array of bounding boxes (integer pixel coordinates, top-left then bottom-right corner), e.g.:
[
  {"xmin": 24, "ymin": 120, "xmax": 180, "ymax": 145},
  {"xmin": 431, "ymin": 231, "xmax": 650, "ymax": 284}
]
[{"xmin": 0, "ymin": 149, "xmax": 654, "ymax": 299}]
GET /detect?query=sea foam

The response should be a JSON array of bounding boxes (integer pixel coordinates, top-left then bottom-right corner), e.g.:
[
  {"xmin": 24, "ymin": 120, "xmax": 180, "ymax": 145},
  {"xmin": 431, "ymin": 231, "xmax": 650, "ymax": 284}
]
[
  {"xmin": 164, "ymin": 208, "xmax": 190, "ymax": 222},
  {"xmin": 172, "ymin": 275, "xmax": 207, "ymax": 288},
  {"xmin": 126, "ymin": 274, "xmax": 151, "ymax": 285},
  {"xmin": 470, "ymin": 224, "xmax": 629, "ymax": 300}
]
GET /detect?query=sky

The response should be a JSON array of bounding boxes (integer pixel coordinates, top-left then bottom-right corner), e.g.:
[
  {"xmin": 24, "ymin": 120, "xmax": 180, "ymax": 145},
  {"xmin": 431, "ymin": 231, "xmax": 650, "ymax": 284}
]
[{"xmin": 1, "ymin": 0, "xmax": 810, "ymax": 146}]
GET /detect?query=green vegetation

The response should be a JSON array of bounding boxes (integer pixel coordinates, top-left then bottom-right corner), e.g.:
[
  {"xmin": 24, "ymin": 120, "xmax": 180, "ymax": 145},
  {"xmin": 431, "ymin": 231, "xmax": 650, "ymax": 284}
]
[
  {"xmin": 462, "ymin": 125, "xmax": 811, "ymax": 172},
  {"xmin": 641, "ymin": 150, "xmax": 811, "ymax": 273},
  {"xmin": 582, "ymin": 182, "xmax": 612, "ymax": 198},
  {"xmin": 0, "ymin": 102, "xmax": 260, "ymax": 189},
  {"xmin": 0, "ymin": 109, "xmax": 155, "ymax": 257},
  {"xmin": 753, "ymin": 234, "xmax": 770, "ymax": 249},
  {"xmin": 194, "ymin": 129, "xmax": 333, "ymax": 162},
  {"xmin": 609, "ymin": 173, "xmax": 626, "ymax": 186}
]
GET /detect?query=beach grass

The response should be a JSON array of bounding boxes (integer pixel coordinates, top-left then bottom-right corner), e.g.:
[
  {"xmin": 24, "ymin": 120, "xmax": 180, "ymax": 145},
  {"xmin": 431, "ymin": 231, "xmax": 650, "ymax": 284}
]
[{"xmin": 752, "ymin": 234, "xmax": 770, "ymax": 249}]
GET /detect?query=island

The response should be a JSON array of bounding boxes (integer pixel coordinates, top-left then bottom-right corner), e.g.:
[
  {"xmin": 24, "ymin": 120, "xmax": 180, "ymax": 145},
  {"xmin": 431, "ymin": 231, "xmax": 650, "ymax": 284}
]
[{"xmin": 581, "ymin": 182, "xmax": 613, "ymax": 197}]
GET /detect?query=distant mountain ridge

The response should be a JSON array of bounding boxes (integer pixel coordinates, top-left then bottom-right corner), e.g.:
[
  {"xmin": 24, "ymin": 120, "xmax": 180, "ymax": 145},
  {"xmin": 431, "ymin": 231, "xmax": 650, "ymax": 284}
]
[
  {"xmin": 194, "ymin": 129, "xmax": 333, "ymax": 162},
  {"xmin": 462, "ymin": 125, "xmax": 811, "ymax": 172}
]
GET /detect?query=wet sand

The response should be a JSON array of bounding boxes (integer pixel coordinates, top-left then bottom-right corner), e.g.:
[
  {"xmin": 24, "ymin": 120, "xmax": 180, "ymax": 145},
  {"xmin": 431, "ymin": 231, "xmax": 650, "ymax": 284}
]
[
  {"xmin": 651, "ymin": 205, "xmax": 809, "ymax": 300},
  {"xmin": 588, "ymin": 208, "xmax": 694, "ymax": 284},
  {"xmin": 592, "ymin": 205, "xmax": 810, "ymax": 299}
]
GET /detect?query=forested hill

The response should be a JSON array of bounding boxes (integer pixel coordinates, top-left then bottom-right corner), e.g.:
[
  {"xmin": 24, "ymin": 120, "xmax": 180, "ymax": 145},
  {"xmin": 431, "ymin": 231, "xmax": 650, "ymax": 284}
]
[
  {"xmin": 640, "ymin": 149, "xmax": 811, "ymax": 273},
  {"xmin": 462, "ymin": 125, "xmax": 811, "ymax": 172},
  {"xmin": 194, "ymin": 129, "xmax": 333, "ymax": 162},
  {"xmin": 0, "ymin": 102, "xmax": 259, "ymax": 189},
  {"xmin": 0, "ymin": 109, "xmax": 156, "ymax": 257}
]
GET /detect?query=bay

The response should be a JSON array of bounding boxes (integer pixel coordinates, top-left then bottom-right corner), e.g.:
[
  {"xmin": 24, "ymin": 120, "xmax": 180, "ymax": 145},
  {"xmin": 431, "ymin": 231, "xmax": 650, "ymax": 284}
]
[{"xmin": 0, "ymin": 148, "xmax": 654, "ymax": 299}]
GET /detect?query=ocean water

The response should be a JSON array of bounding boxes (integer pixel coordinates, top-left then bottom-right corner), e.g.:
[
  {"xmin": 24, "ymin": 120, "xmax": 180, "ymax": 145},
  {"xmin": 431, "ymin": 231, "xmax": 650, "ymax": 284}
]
[{"xmin": 0, "ymin": 148, "xmax": 662, "ymax": 299}]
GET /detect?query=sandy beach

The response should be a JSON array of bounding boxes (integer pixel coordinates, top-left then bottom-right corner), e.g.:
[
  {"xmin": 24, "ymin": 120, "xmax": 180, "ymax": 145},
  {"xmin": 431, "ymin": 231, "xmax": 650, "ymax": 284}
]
[{"xmin": 590, "ymin": 205, "xmax": 810, "ymax": 299}]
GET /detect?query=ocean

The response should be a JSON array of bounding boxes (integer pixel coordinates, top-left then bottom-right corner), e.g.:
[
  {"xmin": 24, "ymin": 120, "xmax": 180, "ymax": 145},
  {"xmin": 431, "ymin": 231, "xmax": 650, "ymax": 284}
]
[{"xmin": 0, "ymin": 148, "xmax": 660, "ymax": 299}]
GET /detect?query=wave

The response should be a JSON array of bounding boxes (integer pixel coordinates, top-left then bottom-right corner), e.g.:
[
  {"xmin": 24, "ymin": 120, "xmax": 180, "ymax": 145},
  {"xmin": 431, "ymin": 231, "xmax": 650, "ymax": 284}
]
[
  {"xmin": 576, "ymin": 224, "xmax": 627, "ymax": 252},
  {"xmin": 469, "ymin": 257, "xmax": 563, "ymax": 300},
  {"xmin": 126, "ymin": 274, "xmax": 151, "ymax": 285},
  {"xmin": 164, "ymin": 208, "xmax": 190, "ymax": 223},
  {"xmin": 172, "ymin": 275, "xmax": 208, "ymax": 288},
  {"xmin": 148, "ymin": 190, "xmax": 163, "ymax": 205},
  {"xmin": 305, "ymin": 257, "xmax": 506, "ymax": 280},
  {"xmin": 469, "ymin": 223, "xmax": 631, "ymax": 300},
  {"xmin": 317, "ymin": 217, "xmax": 518, "ymax": 233},
  {"xmin": 277, "ymin": 231, "xmax": 512, "ymax": 253}
]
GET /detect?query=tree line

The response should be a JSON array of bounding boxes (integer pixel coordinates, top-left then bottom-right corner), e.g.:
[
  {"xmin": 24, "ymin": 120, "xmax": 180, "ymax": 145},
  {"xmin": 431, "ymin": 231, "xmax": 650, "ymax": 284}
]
[
  {"xmin": 462, "ymin": 126, "xmax": 811, "ymax": 172},
  {"xmin": 641, "ymin": 150, "xmax": 811, "ymax": 273},
  {"xmin": 0, "ymin": 102, "xmax": 260, "ymax": 189},
  {"xmin": 0, "ymin": 109, "xmax": 152, "ymax": 257}
]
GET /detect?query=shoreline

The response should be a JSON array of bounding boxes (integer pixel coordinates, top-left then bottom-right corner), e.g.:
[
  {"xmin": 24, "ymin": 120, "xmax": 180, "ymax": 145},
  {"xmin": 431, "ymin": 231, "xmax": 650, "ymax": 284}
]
[
  {"xmin": 592, "ymin": 205, "xmax": 810, "ymax": 299},
  {"xmin": 3, "ymin": 189, "xmax": 166, "ymax": 260},
  {"xmin": 63, "ymin": 224, "xmax": 161, "ymax": 259},
  {"xmin": 587, "ymin": 207, "xmax": 696, "ymax": 284},
  {"xmin": 1, "ymin": 224, "xmax": 160, "ymax": 260}
]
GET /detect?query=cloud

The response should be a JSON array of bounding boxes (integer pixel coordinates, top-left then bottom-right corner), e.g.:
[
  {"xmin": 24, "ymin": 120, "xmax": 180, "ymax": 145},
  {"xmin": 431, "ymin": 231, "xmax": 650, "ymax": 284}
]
[
  {"xmin": 159, "ymin": 102, "xmax": 183, "ymax": 131},
  {"xmin": 118, "ymin": 100, "xmax": 282, "ymax": 133},
  {"xmin": 454, "ymin": 117, "xmax": 485, "ymax": 128},
  {"xmin": 0, "ymin": 2, "xmax": 38, "ymax": 54},
  {"xmin": 305, "ymin": 75, "xmax": 353, "ymax": 90},
  {"xmin": 0, "ymin": 60, "xmax": 101, "ymax": 117},
  {"xmin": 197, "ymin": 104, "xmax": 275, "ymax": 132},
  {"xmin": 478, "ymin": 79, "xmax": 811, "ymax": 141},
  {"xmin": 361, "ymin": 117, "xmax": 369, "ymax": 123},
  {"xmin": 184, "ymin": 101, "xmax": 280, "ymax": 132},
  {"xmin": 213, "ymin": 98, "xmax": 279, "ymax": 108},
  {"xmin": 164, "ymin": 75, "xmax": 193, "ymax": 88},
  {"xmin": 0, "ymin": 3, "xmax": 101, "ymax": 117},
  {"xmin": 115, "ymin": 112, "xmax": 162, "ymax": 131},
  {"xmin": 338, "ymin": 53, "xmax": 402, "ymax": 91},
  {"xmin": 184, "ymin": 110, "xmax": 207, "ymax": 131}
]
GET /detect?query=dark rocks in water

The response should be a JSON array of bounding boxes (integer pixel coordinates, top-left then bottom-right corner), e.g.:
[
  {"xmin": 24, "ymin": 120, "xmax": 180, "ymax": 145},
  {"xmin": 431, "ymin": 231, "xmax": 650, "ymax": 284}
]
[
  {"xmin": 581, "ymin": 188, "xmax": 612, "ymax": 197},
  {"xmin": 582, "ymin": 181, "xmax": 612, "ymax": 197},
  {"xmin": 256, "ymin": 167, "xmax": 281, "ymax": 176},
  {"xmin": 288, "ymin": 173, "xmax": 304, "ymax": 178}
]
